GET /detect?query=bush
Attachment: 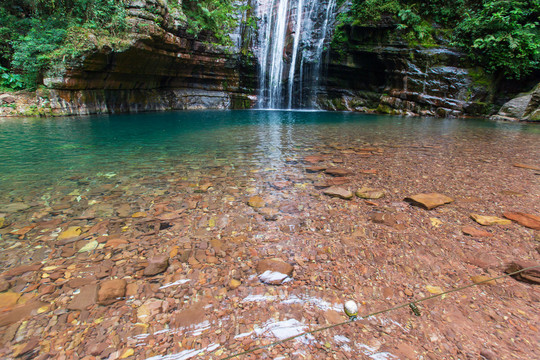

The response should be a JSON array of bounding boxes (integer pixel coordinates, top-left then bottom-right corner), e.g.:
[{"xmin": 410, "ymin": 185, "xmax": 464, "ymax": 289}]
[
  {"xmin": 453, "ymin": 0, "xmax": 540, "ymax": 79},
  {"xmin": 181, "ymin": 0, "xmax": 244, "ymax": 45},
  {"xmin": 0, "ymin": 1, "xmax": 129, "ymax": 89},
  {"xmin": 333, "ymin": 0, "xmax": 539, "ymax": 79}
]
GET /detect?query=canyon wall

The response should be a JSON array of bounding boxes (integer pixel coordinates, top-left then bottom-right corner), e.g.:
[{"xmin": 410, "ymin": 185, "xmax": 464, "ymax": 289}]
[{"xmin": 38, "ymin": 0, "xmax": 257, "ymax": 116}]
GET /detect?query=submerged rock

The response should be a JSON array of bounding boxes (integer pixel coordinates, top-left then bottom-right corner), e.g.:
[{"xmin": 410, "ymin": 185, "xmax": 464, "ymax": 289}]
[
  {"xmin": 356, "ymin": 187, "xmax": 385, "ymax": 199},
  {"xmin": 503, "ymin": 212, "xmax": 540, "ymax": 230},
  {"xmin": 325, "ymin": 168, "xmax": 352, "ymax": 177},
  {"xmin": 405, "ymin": 193, "xmax": 454, "ymax": 210},
  {"xmin": 0, "ymin": 203, "xmax": 30, "ymax": 213},
  {"xmin": 97, "ymin": 279, "xmax": 127, "ymax": 305},
  {"xmin": 57, "ymin": 226, "xmax": 82, "ymax": 241},
  {"xmin": 143, "ymin": 255, "xmax": 169, "ymax": 276},
  {"xmin": 462, "ymin": 226, "xmax": 493, "ymax": 237},
  {"xmin": 248, "ymin": 196, "xmax": 266, "ymax": 208},
  {"xmin": 505, "ymin": 261, "xmax": 540, "ymax": 284},
  {"xmin": 323, "ymin": 186, "xmax": 353, "ymax": 199},
  {"xmin": 256, "ymin": 258, "xmax": 294, "ymax": 285},
  {"xmin": 471, "ymin": 214, "xmax": 512, "ymax": 226}
]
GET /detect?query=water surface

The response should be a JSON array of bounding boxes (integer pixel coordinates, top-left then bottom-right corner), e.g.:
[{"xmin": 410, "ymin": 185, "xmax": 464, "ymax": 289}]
[{"xmin": 0, "ymin": 110, "xmax": 537, "ymax": 203}]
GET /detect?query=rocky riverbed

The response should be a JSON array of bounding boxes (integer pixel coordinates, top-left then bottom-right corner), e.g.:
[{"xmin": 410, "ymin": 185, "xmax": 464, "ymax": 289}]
[{"xmin": 0, "ymin": 126, "xmax": 539, "ymax": 359}]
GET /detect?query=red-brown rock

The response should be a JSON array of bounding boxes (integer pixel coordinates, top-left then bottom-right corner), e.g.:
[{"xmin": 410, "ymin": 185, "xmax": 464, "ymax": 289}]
[
  {"xmin": 323, "ymin": 186, "xmax": 353, "ymax": 199},
  {"xmin": 97, "ymin": 279, "xmax": 127, "ymax": 305},
  {"xmin": 462, "ymin": 226, "xmax": 493, "ymax": 238},
  {"xmin": 503, "ymin": 212, "xmax": 540, "ymax": 230},
  {"xmin": 256, "ymin": 258, "xmax": 294, "ymax": 285},
  {"xmin": 143, "ymin": 255, "xmax": 169, "ymax": 276},
  {"xmin": 304, "ymin": 155, "xmax": 325, "ymax": 164},
  {"xmin": 405, "ymin": 193, "xmax": 454, "ymax": 210},
  {"xmin": 325, "ymin": 168, "xmax": 351, "ymax": 177},
  {"xmin": 370, "ymin": 213, "xmax": 407, "ymax": 230},
  {"xmin": 505, "ymin": 261, "xmax": 540, "ymax": 284},
  {"xmin": 68, "ymin": 284, "xmax": 98, "ymax": 310}
]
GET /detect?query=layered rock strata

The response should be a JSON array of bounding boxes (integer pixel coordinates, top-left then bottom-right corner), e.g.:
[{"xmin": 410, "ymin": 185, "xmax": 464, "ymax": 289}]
[{"xmin": 39, "ymin": 0, "xmax": 256, "ymax": 116}]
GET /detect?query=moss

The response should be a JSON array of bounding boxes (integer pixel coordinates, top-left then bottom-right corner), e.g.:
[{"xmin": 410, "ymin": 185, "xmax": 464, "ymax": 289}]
[
  {"xmin": 376, "ymin": 104, "xmax": 393, "ymax": 114},
  {"xmin": 468, "ymin": 67, "xmax": 493, "ymax": 88}
]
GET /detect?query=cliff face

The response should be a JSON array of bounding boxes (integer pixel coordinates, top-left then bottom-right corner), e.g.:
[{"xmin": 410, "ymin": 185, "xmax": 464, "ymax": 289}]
[
  {"xmin": 39, "ymin": 0, "xmax": 256, "ymax": 116},
  {"xmin": 318, "ymin": 25, "xmax": 493, "ymax": 117}
]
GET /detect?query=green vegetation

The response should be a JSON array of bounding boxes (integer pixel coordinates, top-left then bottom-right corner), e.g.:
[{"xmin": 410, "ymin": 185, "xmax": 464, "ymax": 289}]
[
  {"xmin": 333, "ymin": 0, "xmax": 540, "ymax": 79},
  {"xmin": 0, "ymin": 0, "xmax": 248, "ymax": 90},
  {"xmin": 179, "ymin": 0, "xmax": 246, "ymax": 46},
  {"xmin": 0, "ymin": 0, "xmax": 128, "ymax": 89}
]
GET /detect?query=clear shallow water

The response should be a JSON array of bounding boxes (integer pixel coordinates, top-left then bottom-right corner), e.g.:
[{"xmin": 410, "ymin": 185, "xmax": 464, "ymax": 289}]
[{"xmin": 0, "ymin": 110, "xmax": 538, "ymax": 202}]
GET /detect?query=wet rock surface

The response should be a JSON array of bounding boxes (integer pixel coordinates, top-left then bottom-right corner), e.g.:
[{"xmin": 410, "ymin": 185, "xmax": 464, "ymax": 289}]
[{"xmin": 0, "ymin": 128, "xmax": 539, "ymax": 360}]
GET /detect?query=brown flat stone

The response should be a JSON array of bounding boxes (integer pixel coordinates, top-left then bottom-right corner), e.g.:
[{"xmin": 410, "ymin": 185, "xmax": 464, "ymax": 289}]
[
  {"xmin": 513, "ymin": 163, "xmax": 540, "ymax": 171},
  {"xmin": 305, "ymin": 166, "xmax": 326, "ymax": 173},
  {"xmin": 405, "ymin": 193, "xmax": 454, "ymax": 210},
  {"xmin": 503, "ymin": 212, "xmax": 540, "ymax": 230},
  {"xmin": 359, "ymin": 169, "xmax": 378, "ymax": 174},
  {"xmin": 256, "ymin": 258, "xmax": 294, "ymax": 284},
  {"xmin": 0, "ymin": 300, "xmax": 47, "ymax": 327},
  {"xmin": 247, "ymin": 196, "xmax": 265, "ymax": 208},
  {"xmin": 370, "ymin": 213, "xmax": 407, "ymax": 230},
  {"xmin": 471, "ymin": 214, "xmax": 512, "ymax": 226},
  {"xmin": 304, "ymin": 155, "xmax": 325, "ymax": 164},
  {"xmin": 256, "ymin": 258, "xmax": 294, "ymax": 277},
  {"xmin": 323, "ymin": 186, "xmax": 353, "ymax": 199},
  {"xmin": 173, "ymin": 302, "xmax": 206, "ymax": 328},
  {"xmin": 325, "ymin": 168, "xmax": 351, "ymax": 177},
  {"xmin": 356, "ymin": 187, "xmax": 385, "ymax": 199},
  {"xmin": 462, "ymin": 226, "xmax": 493, "ymax": 237},
  {"xmin": 2, "ymin": 264, "xmax": 42, "ymax": 278},
  {"xmin": 470, "ymin": 275, "xmax": 496, "ymax": 286},
  {"xmin": 68, "ymin": 284, "xmax": 98, "ymax": 310}
]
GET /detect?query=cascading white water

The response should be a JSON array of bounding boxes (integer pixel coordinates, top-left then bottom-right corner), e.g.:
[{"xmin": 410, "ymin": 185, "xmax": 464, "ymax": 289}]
[{"xmin": 255, "ymin": 0, "xmax": 336, "ymax": 109}]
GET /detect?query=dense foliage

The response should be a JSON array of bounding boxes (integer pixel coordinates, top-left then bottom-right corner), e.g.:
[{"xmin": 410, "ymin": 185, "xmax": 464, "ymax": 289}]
[
  {"xmin": 334, "ymin": 0, "xmax": 540, "ymax": 79},
  {"xmin": 0, "ymin": 0, "xmax": 247, "ymax": 90},
  {"xmin": 0, "ymin": 0, "xmax": 128, "ymax": 89},
  {"xmin": 179, "ymin": 0, "xmax": 244, "ymax": 45}
]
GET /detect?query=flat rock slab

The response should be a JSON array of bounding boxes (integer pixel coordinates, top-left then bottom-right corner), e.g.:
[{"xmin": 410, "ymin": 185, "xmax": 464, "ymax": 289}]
[
  {"xmin": 356, "ymin": 187, "xmax": 385, "ymax": 199},
  {"xmin": 370, "ymin": 213, "xmax": 407, "ymax": 230},
  {"xmin": 462, "ymin": 226, "xmax": 493, "ymax": 237},
  {"xmin": 503, "ymin": 212, "xmax": 540, "ymax": 230},
  {"xmin": 0, "ymin": 202, "xmax": 30, "ymax": 213},
  {"xmin": 68, "ymin": 284, "xmax": 98, "ymax": 310},
  {"xmin": 57, "ymin": 226, "xmax": 82, "ymax": 241},
  {"xmin": 247, "ymin": 196, "xmax": 265, "ymax": 208},
  {"xmin": 0, "ymin": 292, "xmax": 20, "ymax": 310},
  {"xmin": 325, "ymin": 168, "xmax": 352, "ymax": 177},
  {"xmin": 304, "ymin": 155, "xmax": 325, "ymax": 164},
  {"xmin": 306, "ymin": 166, "xmax": 326, "ymax": 173},
  {"xmin": 0, "ymin": 300, "xmax": 48, "ymax": 327},
  {"xmin": 405, "ymin": 193, "xmax": 454, "ymax": 210},
  {"xmin": 471, "ymin": 214, "xmax": 512, "ymax": 226},
  {"xmin": 505, "ymin": 261, "xmax": 540, "ymax": 284},
  {"xmin": 513, "ymin": 163, "xmax": 540, "ymax": 171},
  {"xmin": 323, "ymin": 186, "xmax": 353, "ymax": 199}
]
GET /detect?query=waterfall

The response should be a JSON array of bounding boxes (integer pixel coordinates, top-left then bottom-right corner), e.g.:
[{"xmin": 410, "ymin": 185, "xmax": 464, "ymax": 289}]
[{"xmin": 255, "ymin": 0, "xmax": 337, "ymax": 109}]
